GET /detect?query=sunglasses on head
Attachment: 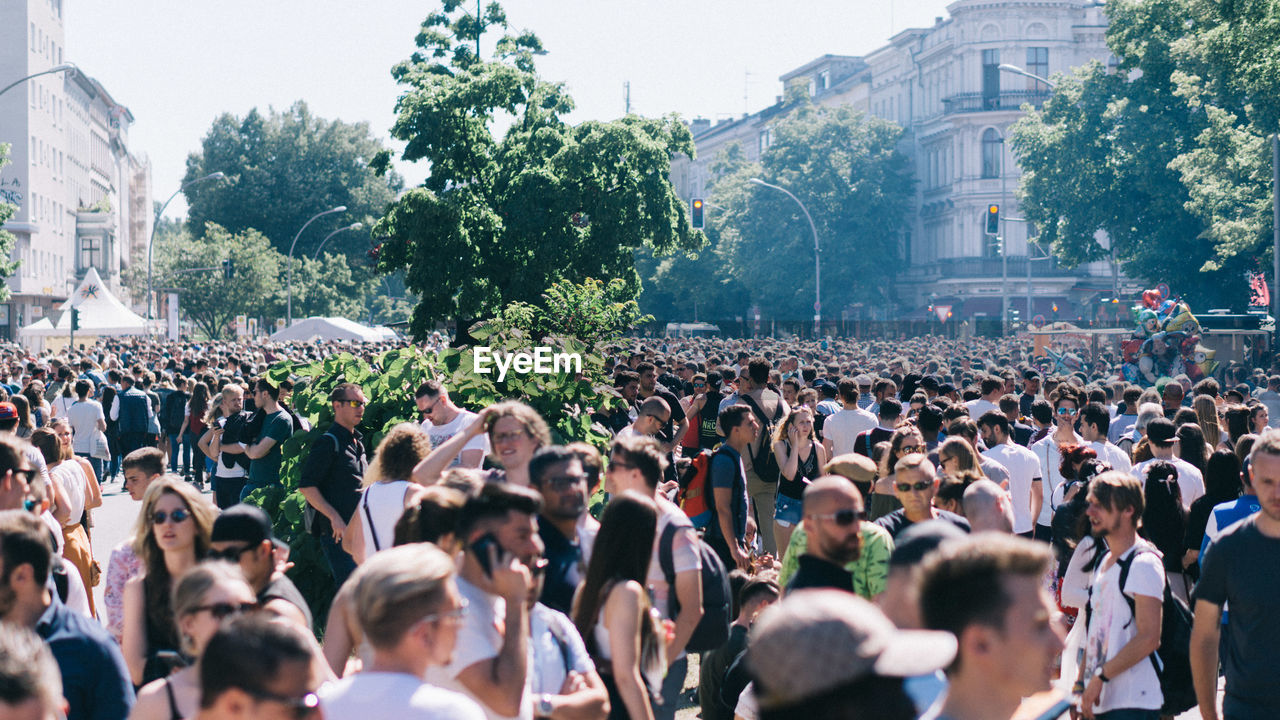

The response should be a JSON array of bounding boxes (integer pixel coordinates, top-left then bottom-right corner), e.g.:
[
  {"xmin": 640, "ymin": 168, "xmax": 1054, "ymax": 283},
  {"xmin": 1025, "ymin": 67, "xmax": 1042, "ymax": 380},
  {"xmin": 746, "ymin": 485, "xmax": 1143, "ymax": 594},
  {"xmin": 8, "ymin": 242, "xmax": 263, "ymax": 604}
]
[
  {"xmin": 896, "ymin": 480, "xmax": 933, "ymax": 493},
  {"xmin": 810, "ymin": 509, "xmax": 866, "ymax": 526},
  {"xmin": 152, "ymin": 509, "xmax": 191, "ymax": 525},
  {"xmin": 189, "ymin": 601, "xmax": 259, "ymax": 620}
]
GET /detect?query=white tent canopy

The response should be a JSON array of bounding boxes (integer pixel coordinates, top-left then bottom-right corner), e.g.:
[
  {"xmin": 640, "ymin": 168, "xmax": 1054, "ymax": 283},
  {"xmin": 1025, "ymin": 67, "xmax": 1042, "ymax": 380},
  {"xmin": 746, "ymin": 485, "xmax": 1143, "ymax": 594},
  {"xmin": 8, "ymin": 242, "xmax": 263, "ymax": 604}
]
[
  {"xmin": 269, "ymin": 316, "xmax": 396, "ymax": 343},
  {"xmin": 21, "ymin": 267, "xmax": 149, "ymax": 337}
]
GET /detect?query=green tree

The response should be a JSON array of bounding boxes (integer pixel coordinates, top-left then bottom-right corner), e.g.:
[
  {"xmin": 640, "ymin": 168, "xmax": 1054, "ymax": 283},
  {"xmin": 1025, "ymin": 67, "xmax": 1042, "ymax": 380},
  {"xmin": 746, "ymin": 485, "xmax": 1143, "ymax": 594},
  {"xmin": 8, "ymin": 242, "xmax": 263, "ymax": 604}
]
[
  {"xmin": 0, "ymin": 145, "xmax": 23, "ymax": 301},
  {"xmin": 372, "ymin": 0, "xmax": 704, "ymax": 340},
  {"xmin": 1009, "ymin": 0, "xmax": 1267, "ymax": 307},
  {"xmin": 707, "ymin": 103, "xmax": 913, "ymax": 323},
  {"xmin": 183, "ymin": 102, "xmax": 402, "ymax": 263},
  {"xmin": 484, "ymin": 277, "xmax": 653, "ymax": 349},
  {"xmin": 153, "ymin": 224, "xmax": 283, "ymax": 339},
  {"xmin": 289, "ymin": 253, "xmax": 366, "ymax": 321}
]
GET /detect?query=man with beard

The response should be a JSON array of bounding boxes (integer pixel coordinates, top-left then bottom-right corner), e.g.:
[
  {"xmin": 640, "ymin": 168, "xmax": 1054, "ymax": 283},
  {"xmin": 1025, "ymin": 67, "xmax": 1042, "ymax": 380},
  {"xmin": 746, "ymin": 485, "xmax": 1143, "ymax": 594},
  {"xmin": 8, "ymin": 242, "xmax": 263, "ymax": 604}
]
[
  {"xmin": 786, "ymin": 475, "xmax": 866, "ymax": 593},
  {"xmin": 528, "ymin": 447, "xmax": 598, "ymax": 616}
]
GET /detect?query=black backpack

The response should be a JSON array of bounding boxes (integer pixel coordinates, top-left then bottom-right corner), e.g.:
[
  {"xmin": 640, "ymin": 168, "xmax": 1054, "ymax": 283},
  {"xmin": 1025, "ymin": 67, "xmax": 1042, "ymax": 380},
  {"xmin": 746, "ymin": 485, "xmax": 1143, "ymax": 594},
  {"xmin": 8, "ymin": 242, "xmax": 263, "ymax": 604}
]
[
  {"xmin": 1112, "ymin": 547, "xmax": 1197, "ymax": 716},
  {"xmin": 162, "ymin": 392, "xmax": 188, "ymax": 435},
  {"xmin": 658, "ymin": 520, "xmax": 731, "ymax": 653},
  {"xmin": 739, "ymin": 394, "xmax": 784, "ymax": 484}
]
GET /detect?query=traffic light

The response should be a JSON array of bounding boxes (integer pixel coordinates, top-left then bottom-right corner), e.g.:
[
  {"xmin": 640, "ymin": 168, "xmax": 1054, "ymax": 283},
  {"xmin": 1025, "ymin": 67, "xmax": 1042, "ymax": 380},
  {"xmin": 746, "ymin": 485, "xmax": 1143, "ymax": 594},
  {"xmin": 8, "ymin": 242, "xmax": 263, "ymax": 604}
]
[
  {"xmin": 70, "ymin": 309, "xmax": 80, "ymax": 332},
  {"xmin": 223, "ymin": 259, "xmax": 235, "ymax": 279},
  {"xmin": 691, "ymin": 198, "xmax": 704, "ymax": 230},
  {"xmin": 985, "ymin": 204, "xmax": 1000, "ymax": 236}
]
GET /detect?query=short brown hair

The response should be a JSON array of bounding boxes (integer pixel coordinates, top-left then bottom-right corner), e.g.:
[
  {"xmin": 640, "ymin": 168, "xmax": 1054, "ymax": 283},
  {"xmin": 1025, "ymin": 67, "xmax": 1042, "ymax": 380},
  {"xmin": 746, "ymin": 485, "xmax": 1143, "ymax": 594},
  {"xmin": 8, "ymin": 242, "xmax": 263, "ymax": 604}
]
[
  {"xmin": 1088, "ymin": 470, "xmax": 1144, "ymax": 522},
  {"xmin": 610, "ymin": 435, "xmax": 668, "ymax": 489}
]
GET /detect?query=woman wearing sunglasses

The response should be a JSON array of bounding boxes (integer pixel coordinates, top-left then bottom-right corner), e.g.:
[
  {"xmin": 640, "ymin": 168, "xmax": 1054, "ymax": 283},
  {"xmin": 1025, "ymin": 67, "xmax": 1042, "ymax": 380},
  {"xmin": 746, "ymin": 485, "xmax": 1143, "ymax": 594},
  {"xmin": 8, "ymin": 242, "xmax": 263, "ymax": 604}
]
[
  {"xmin": 130, "ymin": 562, "xmax": 259, "ymax": 720},
  {"xmin": 868, "ymin": 427, "xmax": 926, "ymax": 521},
  {"xmin": 123, "ymin": 479, "xmax": 218, "ymax": 686},
  {"xmin": 936, "ymin": 437, "xmax": 988, "ymax": 483}
]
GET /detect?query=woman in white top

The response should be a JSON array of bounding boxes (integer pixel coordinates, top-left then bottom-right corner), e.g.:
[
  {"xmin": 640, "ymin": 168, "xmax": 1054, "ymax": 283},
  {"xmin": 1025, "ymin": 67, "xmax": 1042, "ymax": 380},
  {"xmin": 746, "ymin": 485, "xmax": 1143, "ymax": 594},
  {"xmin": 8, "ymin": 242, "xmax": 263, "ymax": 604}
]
[
  {"xmin": 50, "ymin": 380, "xmax": 77, "ymax": 419},
  {"xmin": 572, "ymin": 490, "xmax": 665, "ymax": 720},
  {"xmin": 343, "ymin": 423, "xmax": 430, "ymax": 564},
  {"xmin": 32, "ymin": 427, "xmax": 97, "ymax": 616}
]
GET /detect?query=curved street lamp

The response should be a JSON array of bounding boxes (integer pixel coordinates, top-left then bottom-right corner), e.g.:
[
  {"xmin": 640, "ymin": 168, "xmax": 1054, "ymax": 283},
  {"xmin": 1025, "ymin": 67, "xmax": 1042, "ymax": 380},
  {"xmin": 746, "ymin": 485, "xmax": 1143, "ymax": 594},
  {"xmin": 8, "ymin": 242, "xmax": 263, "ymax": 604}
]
[
  {"xmin": 286, "ymin": 206, "xmax": 347, "ymax": 326},
  {"xmin": 0, "ymin": 62, "xmax": 79, "ymax": 99},
  {"xmin": 312, "ymin": 222, "xmax": 364, "ymax": 260},
  {"xmin": 997, "ymin": 63, "xmax": 1056, "ymax": 89},
  {"xmin": 147, "ymin": 171, "xmax": 226, "ymax": 322},
  {"xmin": 749, "ymin": 177, "xmax": 822, "ymax": 337}
]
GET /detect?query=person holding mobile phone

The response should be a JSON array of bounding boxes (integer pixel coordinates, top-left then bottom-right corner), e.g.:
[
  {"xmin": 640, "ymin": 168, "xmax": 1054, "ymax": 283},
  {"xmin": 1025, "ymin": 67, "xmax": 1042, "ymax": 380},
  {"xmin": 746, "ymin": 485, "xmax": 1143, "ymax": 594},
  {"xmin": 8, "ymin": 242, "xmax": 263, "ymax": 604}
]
[{"xmin": 425, "ymin": 482, "xmax": 543, "ymax": 720}]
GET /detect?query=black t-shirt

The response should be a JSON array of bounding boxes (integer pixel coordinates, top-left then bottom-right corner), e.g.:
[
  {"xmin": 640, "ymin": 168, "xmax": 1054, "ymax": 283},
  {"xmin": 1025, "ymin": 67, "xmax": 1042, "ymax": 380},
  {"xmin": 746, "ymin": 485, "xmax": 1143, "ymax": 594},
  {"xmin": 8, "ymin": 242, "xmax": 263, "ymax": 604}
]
[
  {"xmin": 698, "ymin": 391, "xmax": 726, "ymax": 449},
  {"xmin": 260, "ymin": 573, "xmax": 314, "ymax": 630},
  {"xmin": 298, "ymin": 424, "xmax": 368, "ymax": 536},
  {"xmin": 852, "ymin": 427, "xmax": 895, "ymax": 457},
  {"xmin": 1195, "ymin": 515, "xmax": 1280, "ymax": 716},
  {"xmin": 778, "ymin": 441, "xmax": 819, "ymax": 500},
  {"xmin": 875, "ymin": 508, "xmax": 971, "ymax": 539},
  {"xmin": 786, "ymin": 554, "xmax": 854, "ymax": 594}
]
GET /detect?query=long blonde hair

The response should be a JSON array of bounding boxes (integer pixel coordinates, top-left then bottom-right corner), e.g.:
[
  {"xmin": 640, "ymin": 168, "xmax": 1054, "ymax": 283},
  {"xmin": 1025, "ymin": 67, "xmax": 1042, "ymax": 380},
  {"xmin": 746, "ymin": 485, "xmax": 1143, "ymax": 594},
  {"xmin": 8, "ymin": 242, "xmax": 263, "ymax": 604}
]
[
  {"xmin": 937, "ymin": 437, "xmax": 987, "ymax": 478},
  {"xmin": 773, "ymin": 406, "xmax": 816, "ymax": 445},
  {"xmin": 1193, "ymin": 395, "xmax": 1223, "ymax": 447}
]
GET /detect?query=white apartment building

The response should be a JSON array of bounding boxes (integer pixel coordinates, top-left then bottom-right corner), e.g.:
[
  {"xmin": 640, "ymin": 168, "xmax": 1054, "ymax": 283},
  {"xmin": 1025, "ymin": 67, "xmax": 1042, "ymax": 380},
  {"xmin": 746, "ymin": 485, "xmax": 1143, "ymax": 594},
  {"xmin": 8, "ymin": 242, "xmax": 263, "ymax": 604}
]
[
  {"xmin": 672, "ymin": 0, "xmax": 1133, "ymax": 330},
  {"xmin": 0, "ymin": 0, "xmax": 151, "ymax": 339}
]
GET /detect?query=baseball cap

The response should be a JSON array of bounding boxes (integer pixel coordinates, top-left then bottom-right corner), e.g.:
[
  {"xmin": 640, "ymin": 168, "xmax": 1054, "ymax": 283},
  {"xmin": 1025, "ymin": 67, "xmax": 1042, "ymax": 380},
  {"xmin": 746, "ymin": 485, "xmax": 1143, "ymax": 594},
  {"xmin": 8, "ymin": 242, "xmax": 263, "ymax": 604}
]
[
  {"xmin": 211, "ymin": 504, "xmax": 274, "ymax": 546},
  {"xmin": 747, "ymin": 589, "xmax": 956, "ymax": 711},
  {"xmin": 1146, "ymin": 417, "xmax": 1176, "ymax": 446},
  {"xmin": 855, "ymin": 374, "xmax": 873, "ymax": 387},
  {"xmin": 0, "ymin": 403, "xmax": 16, "ymax": 420}
]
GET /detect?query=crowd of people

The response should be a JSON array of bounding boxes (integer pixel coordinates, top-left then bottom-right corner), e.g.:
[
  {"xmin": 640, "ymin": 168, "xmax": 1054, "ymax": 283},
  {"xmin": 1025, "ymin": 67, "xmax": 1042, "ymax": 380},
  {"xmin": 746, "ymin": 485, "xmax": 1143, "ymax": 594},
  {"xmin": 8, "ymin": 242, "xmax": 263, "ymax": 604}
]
[{"xmin": 0, "ymin": 332, "xmax": 1278, "ymax": 720}]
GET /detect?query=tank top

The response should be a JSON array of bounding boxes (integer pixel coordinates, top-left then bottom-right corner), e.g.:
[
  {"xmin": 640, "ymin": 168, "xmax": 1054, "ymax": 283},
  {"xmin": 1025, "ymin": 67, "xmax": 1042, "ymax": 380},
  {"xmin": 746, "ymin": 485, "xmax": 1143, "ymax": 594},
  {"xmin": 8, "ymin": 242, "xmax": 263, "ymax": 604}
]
[
  {"xmin": 697, "ymin": 392, "xmax": 724, "ymax": 449},
  {"xmin": 778, "ymin": 441, "xmax": 818, "ymax": 500},
  {"xmin": 359, "ymin": 480, "xmax": 411, "ymax": 554}
]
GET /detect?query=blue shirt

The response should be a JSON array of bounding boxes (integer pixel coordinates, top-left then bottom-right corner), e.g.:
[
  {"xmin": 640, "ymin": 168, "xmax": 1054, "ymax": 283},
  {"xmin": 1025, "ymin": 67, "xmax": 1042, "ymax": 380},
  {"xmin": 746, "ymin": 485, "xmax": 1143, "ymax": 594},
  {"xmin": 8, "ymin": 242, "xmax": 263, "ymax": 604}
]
[
  {"xmin": 35, "ymin": 594, "xmax": 135, "ymax": 720},
  {"xmin": 1201, "ymin": 495, "xmax": 1262, "ymax": 560},
  {"xmin": 709, "ymin": 445, "xmax": 749, "ymax": 542}
]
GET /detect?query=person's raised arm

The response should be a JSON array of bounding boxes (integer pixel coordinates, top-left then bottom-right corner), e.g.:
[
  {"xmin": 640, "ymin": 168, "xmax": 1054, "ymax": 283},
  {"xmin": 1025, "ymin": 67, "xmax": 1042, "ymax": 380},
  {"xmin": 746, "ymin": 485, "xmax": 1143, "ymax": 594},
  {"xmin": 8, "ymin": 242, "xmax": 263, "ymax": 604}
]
[
  {"xmin": 413, "ymin": 407, "xmax": 493, "ymax": 485},
  {"xmin": 455, "ymin": 550, "xmax": 532, "ymax": 718}
]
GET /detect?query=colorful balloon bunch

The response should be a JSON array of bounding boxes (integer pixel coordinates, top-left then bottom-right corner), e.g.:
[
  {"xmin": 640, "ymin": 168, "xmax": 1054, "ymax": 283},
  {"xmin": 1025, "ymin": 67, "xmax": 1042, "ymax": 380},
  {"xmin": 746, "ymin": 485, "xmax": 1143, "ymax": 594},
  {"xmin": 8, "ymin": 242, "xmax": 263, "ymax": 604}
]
[{"xmin": 1120, "ymin": 288, "xmax": 1216, "ymax": 386}]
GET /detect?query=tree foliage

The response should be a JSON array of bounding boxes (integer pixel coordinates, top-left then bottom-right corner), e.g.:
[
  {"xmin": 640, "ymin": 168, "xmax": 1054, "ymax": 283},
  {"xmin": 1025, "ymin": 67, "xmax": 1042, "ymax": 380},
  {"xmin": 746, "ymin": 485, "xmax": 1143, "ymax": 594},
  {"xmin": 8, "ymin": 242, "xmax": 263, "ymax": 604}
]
[
  {"xmin": 182, "ymin": 101, "xmax": 402, "ymax": 262},
  {"xmin": 290, "ymin": 253, "xmax": 365, "ymax": 322},
  {"xmin": 483, "ymin": 277, "xmax": 652, "ymax": 350},
  {"xmin": 0, "ymin": 145, "xmax": 22, "ymax": 302},
  {"xmin": 1011, "ymin": 0, "xmax": 1280, "ymax": 307},
  {"xmin": 641, "ymin": 104, "xmax": 913, "ymax": 324},
  {"xmin": 372, "ymin": 0, "xmax": 704, "ymax": 340}
]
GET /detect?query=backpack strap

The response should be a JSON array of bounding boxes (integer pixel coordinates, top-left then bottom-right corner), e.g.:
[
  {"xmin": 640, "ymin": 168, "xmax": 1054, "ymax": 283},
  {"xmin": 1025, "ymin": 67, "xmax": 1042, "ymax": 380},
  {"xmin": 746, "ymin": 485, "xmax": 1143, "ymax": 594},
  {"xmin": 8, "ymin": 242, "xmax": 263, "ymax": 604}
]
[
  {"xmin": 362, "ymin": 487, "xmax": 381, "ymax": 552},
  {"xmin": 1114, "ymin": 545, "xmax": 1163, "ymax": 675}
]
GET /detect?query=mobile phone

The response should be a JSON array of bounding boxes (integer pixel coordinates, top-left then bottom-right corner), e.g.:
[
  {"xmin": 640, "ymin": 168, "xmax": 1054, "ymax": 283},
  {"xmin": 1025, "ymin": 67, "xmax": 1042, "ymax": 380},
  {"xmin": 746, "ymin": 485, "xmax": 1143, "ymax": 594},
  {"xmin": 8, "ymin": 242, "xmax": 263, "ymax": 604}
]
[
  {"xmin": 1031, "ymin": 699, "xmax": 1073, "ymax": 720},
  {"xmin": 470, "ymin": 533, "xmax": 500, "ymax": 578}
]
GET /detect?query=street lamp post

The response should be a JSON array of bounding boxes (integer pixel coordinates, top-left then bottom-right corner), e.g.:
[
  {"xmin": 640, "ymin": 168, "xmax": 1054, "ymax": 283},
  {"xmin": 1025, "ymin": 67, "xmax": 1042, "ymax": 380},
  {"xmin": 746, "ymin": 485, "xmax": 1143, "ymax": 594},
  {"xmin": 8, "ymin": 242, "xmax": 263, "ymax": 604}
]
[
  {"xmin": 286, "ymin": 206, "xmax": 347, "ymax": 326},
  {"xmin": 997, "ymin": 64, "xmax": 1057, "ymax": 90},
  {"xmin": 312, "ymin": 222, "xmax": 364, "ymax": 260},
  {"xmin": 749, "ymin": 177, "xmax": 822, "ymax": 337},
  {"xmin": 147, "ymin": 172, "xmax": 225, "ymax": 322},
  {"xmin": 0, "ymin": 63, "xmax": 78, "ymax": 99}
]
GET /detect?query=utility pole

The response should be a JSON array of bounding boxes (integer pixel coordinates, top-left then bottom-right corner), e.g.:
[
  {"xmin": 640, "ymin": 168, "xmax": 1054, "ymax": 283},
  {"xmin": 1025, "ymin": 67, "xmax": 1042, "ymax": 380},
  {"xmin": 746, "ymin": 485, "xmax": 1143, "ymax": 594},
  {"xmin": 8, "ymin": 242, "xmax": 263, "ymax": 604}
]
[{"xmin": 624, "ymin": 81, "xmax": 631, "ymax": 115}]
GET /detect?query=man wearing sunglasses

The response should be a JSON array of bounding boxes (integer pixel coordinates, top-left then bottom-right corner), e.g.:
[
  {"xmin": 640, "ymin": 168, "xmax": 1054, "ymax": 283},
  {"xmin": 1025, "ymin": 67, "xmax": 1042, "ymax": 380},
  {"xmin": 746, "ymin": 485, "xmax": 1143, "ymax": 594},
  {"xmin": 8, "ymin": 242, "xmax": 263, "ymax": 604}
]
[
  {"xmin": 197, "ymin": 615, "xmax": 322, "ymax": 720},
  {"xmin": 1030, "ymin": 386, "xmax": 1084, "ymax": 542},
  {"xmin": 209, "ymin": 505, "xmax": 313, "ymax": 631},
  {"xmin": 874, "ymin": 454, "xmax": 970, "ymax": 540},
  {"xmin": 299, "ymin": 383, "xmax": 368, "ymax": 589},
  {"xmin": 786, "ymin": 475, "xmax": 867, "ymax": 594},
  {"xmin": 527, "ymin": 447, "xmax": 597, "ymax": 616},
  {"xmin": 416, "ymin": 380, "xmax": 487, "ymax": 469}
]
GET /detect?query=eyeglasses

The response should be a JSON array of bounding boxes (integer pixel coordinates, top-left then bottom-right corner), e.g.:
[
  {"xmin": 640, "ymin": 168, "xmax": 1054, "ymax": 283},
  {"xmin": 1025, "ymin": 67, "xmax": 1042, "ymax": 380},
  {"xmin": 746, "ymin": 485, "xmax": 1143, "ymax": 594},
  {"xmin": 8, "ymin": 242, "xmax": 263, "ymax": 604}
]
[
  {"xmin": 421, "ymin": 598, "xmax": 470, "ymax": 623},
  {"xmin": 419, "ymin": 397, "xmax": 441, "ymax": 414},
  {"xmin": 896, "ymin": 480, "xmax": 933, "ymax": 493},
  {"xmin": 493, "ymin": 431, "xmax": 530, "ymax": 444},
  {"xmin": 693, "ymin": 383, "xmax": 706, "ymax": 388},
  {"xmin": 529, "ymin": 557, "xmax": 550, "ymax": 578},
  {"xmin": 243, "ymin": 688, "xmax": 321, "ymax": 719},
  {"xmin": 545, "ymin": 473, "xmax": 588, "ymax": 490},
  {"xmin": 188, "ymin": 601, "xmax": 259, "ymax": 620},
  {"xmin": 1056, "ymin": 407, "xmax": 1078, "ymax": 416},
  {"xmin": 207, "ymin": 544, "xmax": 257, "ymax": 562},
  {"xmin": 10, "ymin": 468, "xmax": 35, "ymax": 483},
  {"xmin": 152, "ymin": 509, "xmax": 192, "ymax": 525},
  {"xmin": 900, "ymin": 444, "xmax": 925, "ymax": 454},
  {"xmin": 337, "ymin": 399, "xmax": 366, "ymax": 408},
  {"xmin": 809, "ymin": 509, "xmax": 866, "ymax": 526}
]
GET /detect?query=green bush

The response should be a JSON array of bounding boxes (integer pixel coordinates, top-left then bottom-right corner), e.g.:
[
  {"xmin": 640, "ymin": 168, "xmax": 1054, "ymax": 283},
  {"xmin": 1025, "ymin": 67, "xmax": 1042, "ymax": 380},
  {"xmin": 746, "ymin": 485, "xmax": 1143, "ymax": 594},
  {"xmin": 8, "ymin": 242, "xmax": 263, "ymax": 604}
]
[{"xmin": 246, "ymin": 332, "xmax": 618, "ymax": 631}]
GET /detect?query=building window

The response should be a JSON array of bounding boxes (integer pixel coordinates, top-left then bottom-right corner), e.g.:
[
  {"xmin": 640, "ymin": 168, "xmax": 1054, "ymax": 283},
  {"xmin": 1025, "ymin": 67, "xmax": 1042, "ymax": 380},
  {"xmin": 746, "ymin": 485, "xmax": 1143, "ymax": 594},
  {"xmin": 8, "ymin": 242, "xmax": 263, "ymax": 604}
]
[
  {"xmin": 819, "ymin": 70, "xmax": 830, "ymax": 91},
  {"xmin": 982, "ymin": 49, "xmax": 1000, "ymax": 109},
  {"xmin": 759, "ymin": 127, "xmax": 772, "ymax": 153},
  {"xmin": 981, "ymin": 128, "xmax": 1002, "ymax": 179},
  {"xmin": 1027, "ymin": 47, "xmax": 1049, "ymax": 89},
  {"xmin": 80, "ymin": 236, "xmax": 101, "ymax": 271}
]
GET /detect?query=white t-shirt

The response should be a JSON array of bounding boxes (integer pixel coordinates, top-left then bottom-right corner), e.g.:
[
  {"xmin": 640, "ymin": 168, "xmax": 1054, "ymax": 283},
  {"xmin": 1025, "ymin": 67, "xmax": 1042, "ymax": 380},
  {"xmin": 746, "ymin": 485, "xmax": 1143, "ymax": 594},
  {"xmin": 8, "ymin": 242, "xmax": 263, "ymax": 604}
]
[
  {"xmin": 649, "ymin": 499, "xmax": 702, "ymax": 633},
  {"xmin": 965, "ymin": 398, "xmax": 1000, "ymax": 420},
  {"xmin": 425, "ymin": 577, "xmax": 533, "ymax": 720},
  {"xmin": 422, "ymin": 409, "xmax": 489, "ymax": 467},
  {"xmin": 983, "ymin": 442, "xmax": 1042, "ymax": 534},
  {"xmin": 1088, "ymin": 440, "xmax": 1132, "ymax": 474},
  {"xmin": 66, "ymin": 399, "xmax": 105, "ymax": 454},
  {"xmin": 1031, "ymin": 432, "xmax": 1083, "ymax": 527},
  {"xmin": 1132, "ymin": 457, "xmax": 1205, "ymax": 511},
  {"xmin": 50, "ymin": 461, "xmax": 87, "ymax": 526},
  {"xmin": 320, "ymin": 671, "xmax": 486, "ymax": 720},
  {"xmin": 359, "ymin": 481, "xmax": 411, "ymax": 555},
  {"xmin": 1084, "ymin": 544, "xmax": 1165, "ymax": 714},
  {"xmin": 530, "ymin": 604, "xmax": 595, "ymax": 696},
  {"xmin": 822, "ymin": 407, "xmax": 878, "ymax": 456}
]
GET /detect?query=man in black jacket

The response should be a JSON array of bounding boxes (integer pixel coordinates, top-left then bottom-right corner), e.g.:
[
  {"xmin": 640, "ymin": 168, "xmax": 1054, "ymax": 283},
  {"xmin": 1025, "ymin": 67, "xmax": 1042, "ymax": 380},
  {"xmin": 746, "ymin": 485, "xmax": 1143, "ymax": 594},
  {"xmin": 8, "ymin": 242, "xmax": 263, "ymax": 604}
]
[{"xmin": 298, "ymin": 383, "xmax": 367, "ymax": 588}]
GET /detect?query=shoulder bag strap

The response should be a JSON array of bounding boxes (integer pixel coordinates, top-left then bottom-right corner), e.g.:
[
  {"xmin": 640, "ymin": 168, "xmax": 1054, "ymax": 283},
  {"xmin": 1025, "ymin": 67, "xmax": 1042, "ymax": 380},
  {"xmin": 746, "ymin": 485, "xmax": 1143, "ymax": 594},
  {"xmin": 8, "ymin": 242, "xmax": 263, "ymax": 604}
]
[{"xmin": 362, "ymin": 487, "xmax": 381, "ymax": 552}]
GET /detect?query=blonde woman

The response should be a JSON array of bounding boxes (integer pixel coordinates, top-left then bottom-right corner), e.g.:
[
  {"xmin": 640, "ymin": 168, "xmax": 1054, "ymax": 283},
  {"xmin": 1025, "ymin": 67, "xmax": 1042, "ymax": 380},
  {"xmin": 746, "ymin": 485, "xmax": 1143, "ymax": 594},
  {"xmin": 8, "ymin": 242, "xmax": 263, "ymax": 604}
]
[
  {"xmin": 128, "ymin": 562, "xmax": 258, "ymax": 720},
  {"xmin": 122, "ymin": 479, "xmax": 218, "ymax": 686},
  {"xmin": 1193, "ymin": 395, "xmax": 1228, "ymax": 449},
  {"xmin": 343, "ymin": 423, "xmax": 431, "ymax": 564},
  {"xmin": 869, "ymin": 426, "xmax": 926, "ymax": 520},
  {"xmin": 936, "ymin": 437, "xmax": 988, "ymax": 481},
  {"xmin": 771, "ymin": 406, "xmax": 827, "ymax": 558}
]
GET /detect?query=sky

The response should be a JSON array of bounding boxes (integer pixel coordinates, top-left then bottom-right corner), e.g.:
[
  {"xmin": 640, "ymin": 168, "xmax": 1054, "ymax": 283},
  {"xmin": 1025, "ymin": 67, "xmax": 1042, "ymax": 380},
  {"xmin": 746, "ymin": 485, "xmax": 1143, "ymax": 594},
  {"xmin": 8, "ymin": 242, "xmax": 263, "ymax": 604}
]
[{"xmin": 65, "ymin": 0, "xmax": 956, "ymax": 218}]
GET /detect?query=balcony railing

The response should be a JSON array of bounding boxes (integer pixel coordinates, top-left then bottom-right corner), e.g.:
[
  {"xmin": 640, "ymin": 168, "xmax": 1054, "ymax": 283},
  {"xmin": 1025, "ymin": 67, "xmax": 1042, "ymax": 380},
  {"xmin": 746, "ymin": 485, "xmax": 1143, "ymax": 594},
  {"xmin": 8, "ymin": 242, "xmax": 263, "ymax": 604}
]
[
  {"xmin": 902, "ymin": 256, "xmax": 1087, "ymax": 280},
  {"xmin": 942, "ymin": 89, "xmax": 1051, "ymax": 114}
]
